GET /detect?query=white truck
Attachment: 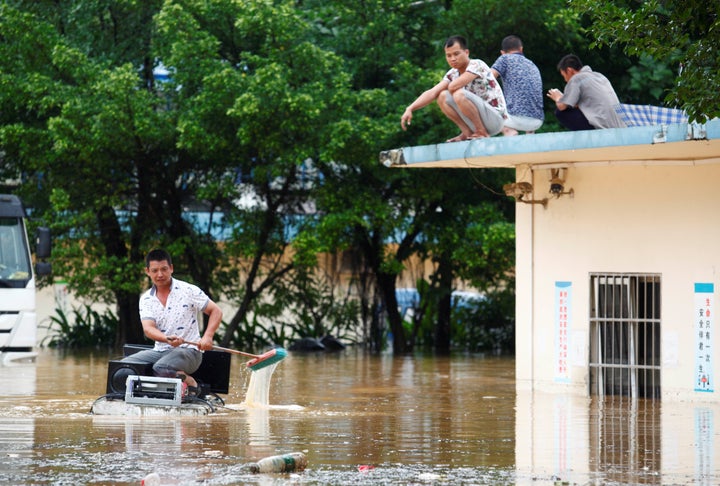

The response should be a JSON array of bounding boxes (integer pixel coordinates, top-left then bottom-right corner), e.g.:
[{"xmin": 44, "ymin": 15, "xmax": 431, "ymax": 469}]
[{"xmin": 0, "ymin": 194, "xmax": 50, "ymax": 363}]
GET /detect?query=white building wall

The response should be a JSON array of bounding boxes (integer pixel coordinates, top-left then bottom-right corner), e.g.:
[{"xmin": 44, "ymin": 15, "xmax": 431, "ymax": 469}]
[{"xmin": 515, "ymin": 162, "xmax": 720, "ymax": 401}]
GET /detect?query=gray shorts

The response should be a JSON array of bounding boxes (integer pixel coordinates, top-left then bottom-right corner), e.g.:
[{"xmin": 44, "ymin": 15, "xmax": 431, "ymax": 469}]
[
  {"xmin": 505, "ymin": 114, "xmax": 544, "ymax": 132},
  {"xmin": 445, "ymin": 90, "xmax": 505, "ymax": 136},
  {"xmin": 122, "ymin": 347, "xmax": 202, "ymax": 378}
]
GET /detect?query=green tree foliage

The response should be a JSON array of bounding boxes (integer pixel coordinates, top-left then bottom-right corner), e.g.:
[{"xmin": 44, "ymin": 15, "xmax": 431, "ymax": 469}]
[
  {"xmin": 410, "ymin": 175, "xmax": 515, "ymax": 352},
  {"xmin": 299, "ymin": 0, "xmax": 518, "ymax": 353},
  {"xmin": 301, "ymin": 0, "xmax": 440, "ymax": 90},
  {"xmin": 41, "ymin": 305, "xmax": 118, "ymax": 349},
  {"xmin": 568, "ymin": 0, "xmax": 720, "ymax": 120},
  {"xmin": 0, "ymin": 5, "xmax": 179, "ymax": 342},
  {"xmin": 6, "ymin": 0, "xmax": 694, "ymax": 356},
  {"xmin": 152, "ymin": 1, "xmax": 379, "ymax": 347},
  {"xmin": 297, "ymin": 0, "xmax": 448, "ymax": 353}
]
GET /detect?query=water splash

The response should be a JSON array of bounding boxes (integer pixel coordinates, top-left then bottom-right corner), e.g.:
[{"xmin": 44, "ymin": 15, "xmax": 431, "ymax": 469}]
[
  {"xmin": 240, "ymin": 361, "xmax": 304, "ymax": 412},
  {"xmin": 243, "ymin": 362, "xmax": 278, "ymax": 407}
]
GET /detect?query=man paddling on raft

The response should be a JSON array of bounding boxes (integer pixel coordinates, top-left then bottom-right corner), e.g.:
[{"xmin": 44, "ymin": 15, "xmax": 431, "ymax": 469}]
[{"xmin": 122, "ymin": 248, "xmax": 223, "ymax": 397}]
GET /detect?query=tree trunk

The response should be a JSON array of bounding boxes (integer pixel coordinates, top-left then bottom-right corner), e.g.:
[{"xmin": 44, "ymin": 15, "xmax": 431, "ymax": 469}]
[
  {"xmin": 435, "ymin": 291, "xmax": 452, "ymax": 354},
  {"xmin": 96, "ymin": 204, "xmax": 144, "ymax": 347},
  {"xmin": 378, "ymin": 271, "xmax": 409, "ymax": 354},
  {"xmin": 116, "ymin": 290, "xmax": 144, "ymax": 345},
  {"xmin": 434, "ymin": 252, "xmax": 453, "ymax": 354}
]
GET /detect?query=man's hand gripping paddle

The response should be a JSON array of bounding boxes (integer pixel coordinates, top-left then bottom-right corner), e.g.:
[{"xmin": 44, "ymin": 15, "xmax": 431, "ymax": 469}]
[{"xmin": 185, "ymin": 341, "xmax": 287, "ymax": 371}]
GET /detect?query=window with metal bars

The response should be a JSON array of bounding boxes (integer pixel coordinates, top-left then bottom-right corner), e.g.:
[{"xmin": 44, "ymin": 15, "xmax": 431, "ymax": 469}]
[{"xmin": 589, "ymin": 274, "xmax": 661, "ymax": 398}]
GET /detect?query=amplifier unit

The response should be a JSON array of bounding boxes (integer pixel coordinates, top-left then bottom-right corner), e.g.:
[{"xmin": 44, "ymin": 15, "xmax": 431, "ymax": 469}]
[{"xmin": 125, "ymin": 375, "xmax": 183, "ymax": 407}]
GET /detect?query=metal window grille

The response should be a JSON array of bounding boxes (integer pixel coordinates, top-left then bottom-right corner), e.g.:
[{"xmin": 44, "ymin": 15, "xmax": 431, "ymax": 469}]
[{"xmin": 589, "ymin": 274, "xmax": 661, "ymax": 398}]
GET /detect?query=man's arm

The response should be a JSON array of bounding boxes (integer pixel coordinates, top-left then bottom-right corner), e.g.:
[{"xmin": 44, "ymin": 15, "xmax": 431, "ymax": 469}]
[
  {"xmin": 198, "ymin": 300, "xmax": 223, "ymax": 351},
  {"xmin": 401, "ymin": 80, "xmax": 448, "ymax": 130},
  {"xmin": 141, "ymin": 318, "xmax": 178, "ymax": 345},
  {"xmin": 547, "ymin": 88, "xmax": 570, "ymax": 111},
  {"xmin": 447, "ymin": 71, "xmax": 478, "ymax": 93}
]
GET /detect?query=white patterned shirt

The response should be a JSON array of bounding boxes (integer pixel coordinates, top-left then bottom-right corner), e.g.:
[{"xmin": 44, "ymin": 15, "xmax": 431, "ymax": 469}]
[
  {"xmin": 139, "ymin": 277, "xmax": 209, "ymax": 351},
  {"xmin": 444, "ymin": 59, "xmax": 508, "ymax": 119}
]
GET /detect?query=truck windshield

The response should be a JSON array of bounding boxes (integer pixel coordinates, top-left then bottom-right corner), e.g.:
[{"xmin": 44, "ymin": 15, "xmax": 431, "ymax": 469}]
[{"xmin": 0, "ymin": 217, "xmax": 31, "ymax": 288}]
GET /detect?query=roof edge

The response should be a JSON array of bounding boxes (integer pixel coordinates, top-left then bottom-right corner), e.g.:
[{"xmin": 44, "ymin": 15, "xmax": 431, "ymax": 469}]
[{"xmin": 381, "ymin": 119, "xmax": 720, "ymax": 169}]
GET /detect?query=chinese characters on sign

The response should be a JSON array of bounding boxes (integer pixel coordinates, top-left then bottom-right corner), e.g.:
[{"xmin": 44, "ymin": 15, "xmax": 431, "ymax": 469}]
[
  {"xmin": 694, "ymin": 283, "xmax": 714, "ymax": 393},
  {"xmin": 555, "ymin": 281, "xmax": 572, "ymax": 383}
]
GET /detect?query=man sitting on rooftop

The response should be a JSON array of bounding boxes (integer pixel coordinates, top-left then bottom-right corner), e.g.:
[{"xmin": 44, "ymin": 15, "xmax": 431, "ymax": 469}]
[{"xmin": 547, "ymin": 54, "xmax": 626, "ymax": 131}]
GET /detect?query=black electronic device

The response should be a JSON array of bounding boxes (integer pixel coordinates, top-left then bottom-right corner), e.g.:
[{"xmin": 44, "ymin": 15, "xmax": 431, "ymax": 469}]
[
  {"xmin": 104, "ymin": 344, "xmax": 232, "ymax": 396},
  {"xmin": 106, "ymin": 361, "xmax": 153, "ymax": 395}
]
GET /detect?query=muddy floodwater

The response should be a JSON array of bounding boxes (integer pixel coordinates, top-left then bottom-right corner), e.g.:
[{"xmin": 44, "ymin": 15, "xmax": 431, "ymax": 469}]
[{"xmin": 0, "ymin": 348, "xmax": 719, "ymax": 485}]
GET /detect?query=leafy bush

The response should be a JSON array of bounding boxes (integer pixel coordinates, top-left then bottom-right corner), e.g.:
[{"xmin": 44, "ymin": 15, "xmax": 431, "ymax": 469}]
[
  {"xmin": 40, "ymin": 305, "xmax": 118, "ymax": 349},
  {"xmin": 226, "ymin": 270, "xmax": 362, "ymax": 350},
  {"xmin": 452, "ymin": 289, "xmax": 515, "ymax": 354},
  {"xmin": 390, "ymin": 286, "xmax": 515, "ymax": 353},
  {"xmin": 279, "ymin": 271, "xmax": 362, "ymax": 344}
]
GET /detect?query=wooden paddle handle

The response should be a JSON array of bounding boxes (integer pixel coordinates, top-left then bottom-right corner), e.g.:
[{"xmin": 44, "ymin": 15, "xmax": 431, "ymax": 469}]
[{"xmin": 184, "ymin": 340, "xmax": 260, "ymax": 359}]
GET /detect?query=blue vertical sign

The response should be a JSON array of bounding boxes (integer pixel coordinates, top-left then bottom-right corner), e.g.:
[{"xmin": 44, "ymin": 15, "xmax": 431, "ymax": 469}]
[
  {"xmin": 555, "ymin": 281, "xmax": 571, "ymax": 383},
  {"xmin": 694, "ymin": 283, "xmax": 714, "ymax": 392}
]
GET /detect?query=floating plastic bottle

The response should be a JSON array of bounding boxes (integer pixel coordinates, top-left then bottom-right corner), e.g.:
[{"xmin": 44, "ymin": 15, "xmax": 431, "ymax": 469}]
[
  {"xmin": 248, "ymin": 452, "xmax": 308, "ymax": 473},
  {"xmin": 140, "ymin": 472, "xmax": 161, "ymax": 486}
]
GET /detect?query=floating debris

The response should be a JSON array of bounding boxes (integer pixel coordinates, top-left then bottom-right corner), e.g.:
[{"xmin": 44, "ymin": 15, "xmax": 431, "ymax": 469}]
[
  {"xmin": 140, "ymin": 472, "xmax": 160, "ymax": 486},
  {"xmin": 248, "ymin": 452, "xmax": 308, "ymax": 474}
]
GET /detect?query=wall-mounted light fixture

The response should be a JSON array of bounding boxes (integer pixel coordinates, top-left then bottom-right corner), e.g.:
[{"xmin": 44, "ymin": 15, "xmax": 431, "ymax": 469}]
[
  {"xmin": 549, "ymin": 168, "xmax": 574, "ymax": 198},
  {"xmin": 503, "ymin": 182, "xmax": 547, "ymax": 207}
]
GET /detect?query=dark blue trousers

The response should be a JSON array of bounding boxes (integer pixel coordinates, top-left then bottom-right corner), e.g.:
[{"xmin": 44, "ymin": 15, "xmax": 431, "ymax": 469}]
[{"xmin": 555, "ymin": 107, "xmax": 595, "ymax": 131}]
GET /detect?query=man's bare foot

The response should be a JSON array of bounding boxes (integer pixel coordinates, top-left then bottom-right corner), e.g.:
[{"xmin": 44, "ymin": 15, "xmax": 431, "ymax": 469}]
[
  {"xmin": 177, "ymin": 372, "xmax": 197, "ymax": 388},
  {"xmin": 446, "ymin": 133, "xmax": 468, "ymax": 142},
  {"xmin": 502, "ymin": 126, "xmax": 519, "ymax": 136},
  {"xmin": 467, "ymin": 132, "xmax": 489, "ymax": 140}
]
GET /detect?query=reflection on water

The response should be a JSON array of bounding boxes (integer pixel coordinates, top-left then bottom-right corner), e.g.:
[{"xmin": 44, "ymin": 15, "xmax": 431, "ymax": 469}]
[{"xmin": 0, "ymin": 349, "xmax": 718, "ymax": 485}]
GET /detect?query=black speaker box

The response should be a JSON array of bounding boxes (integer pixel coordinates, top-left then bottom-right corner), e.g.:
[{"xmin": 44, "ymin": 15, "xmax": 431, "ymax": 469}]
[
  {"xmin": 106, "ymin": 361, "xmax": 153, "ymax": 395},
  {"xmin": 104, "ymin": 344, "xmax": 232, "ymax": 395}
]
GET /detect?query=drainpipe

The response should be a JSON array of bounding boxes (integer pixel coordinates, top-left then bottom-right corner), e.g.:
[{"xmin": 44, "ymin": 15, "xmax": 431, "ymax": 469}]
[{"xmin": 529, "ymin": 167, "xmax": 536, "ymax": 389}]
